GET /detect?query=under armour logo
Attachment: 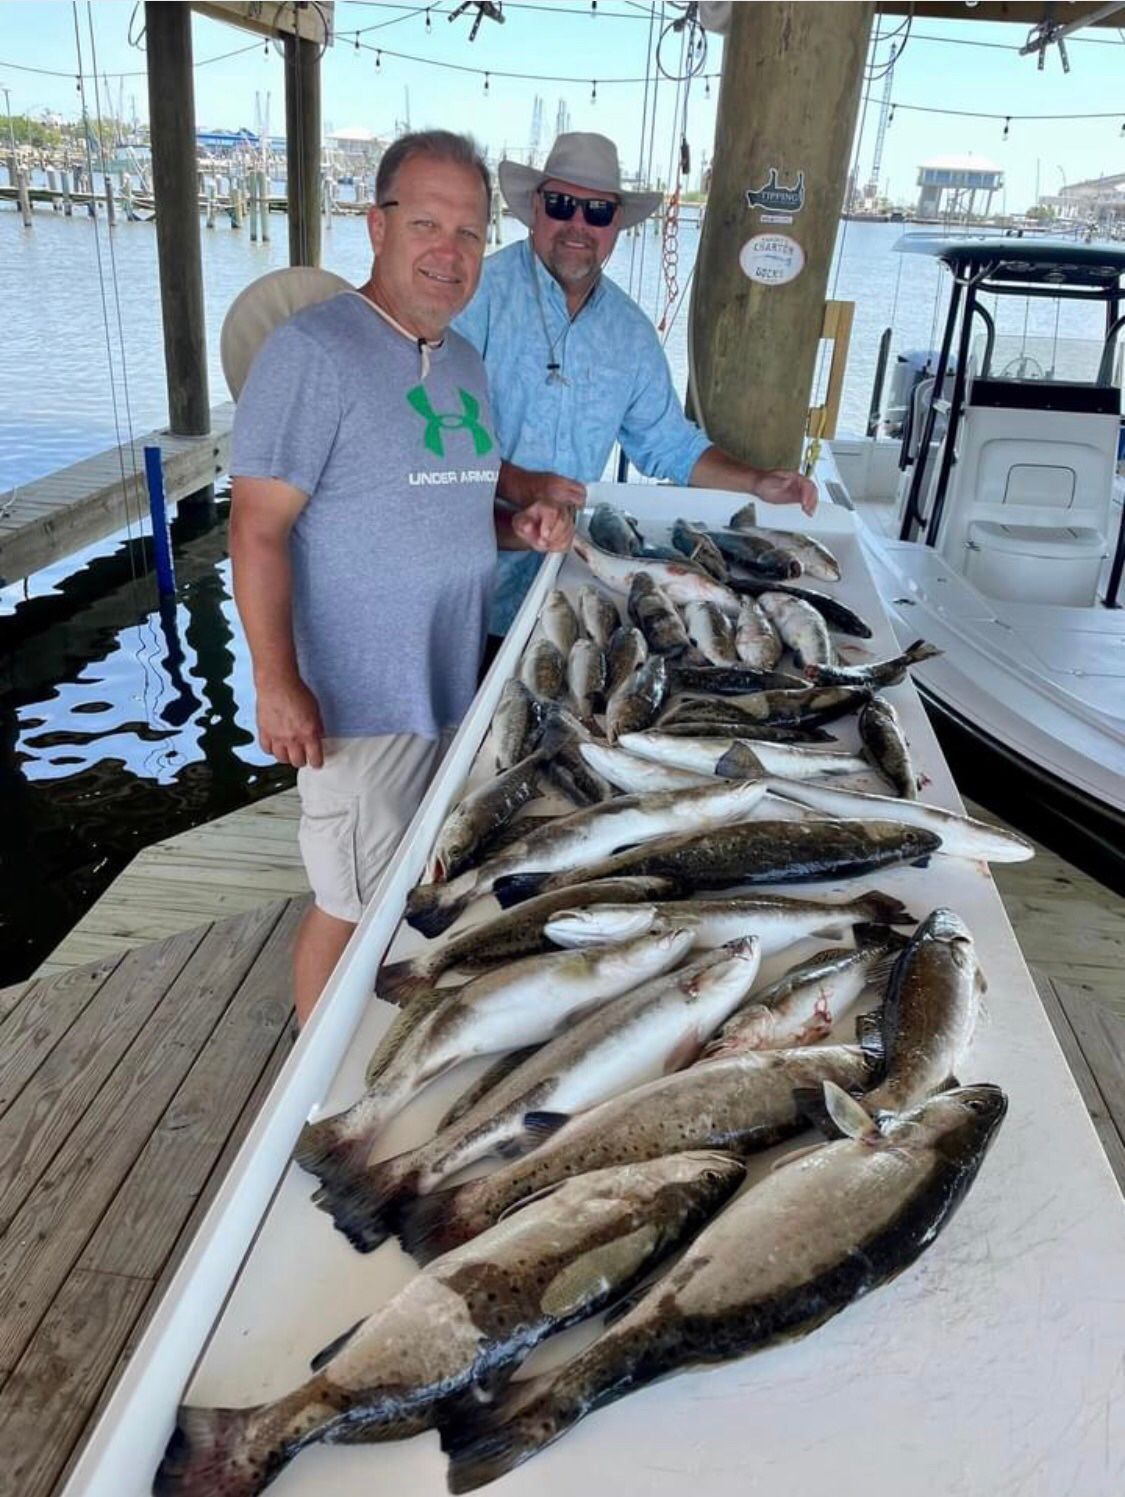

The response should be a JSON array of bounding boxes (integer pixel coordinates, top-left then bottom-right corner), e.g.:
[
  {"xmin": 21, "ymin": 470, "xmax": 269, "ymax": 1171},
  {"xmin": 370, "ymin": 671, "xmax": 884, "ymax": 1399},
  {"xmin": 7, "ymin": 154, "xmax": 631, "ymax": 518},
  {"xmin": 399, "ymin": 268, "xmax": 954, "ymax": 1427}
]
[{"xmin": 406, "ymin": 385, "xmax": 495, "ymax": 458}]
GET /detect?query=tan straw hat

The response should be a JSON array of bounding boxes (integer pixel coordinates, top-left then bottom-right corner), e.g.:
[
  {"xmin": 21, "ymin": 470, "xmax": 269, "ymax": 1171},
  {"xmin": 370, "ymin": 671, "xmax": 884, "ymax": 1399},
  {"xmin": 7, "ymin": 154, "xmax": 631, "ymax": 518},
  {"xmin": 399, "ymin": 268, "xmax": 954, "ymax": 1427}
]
[
  {"xmin": 498, "ymin": 132, "xmax": 662, "ymax": 231},
  {"xmin": 220, "ymin": 266, "xmax": 354, "ymax": 399}
]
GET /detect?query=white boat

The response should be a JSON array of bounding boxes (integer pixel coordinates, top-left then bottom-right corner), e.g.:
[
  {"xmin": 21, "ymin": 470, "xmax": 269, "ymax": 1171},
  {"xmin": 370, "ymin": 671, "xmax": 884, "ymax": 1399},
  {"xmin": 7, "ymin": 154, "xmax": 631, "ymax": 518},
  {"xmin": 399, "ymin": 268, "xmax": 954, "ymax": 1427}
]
[{"xmin": 827, "ymin": 237, "xmax": 1125, "ymax": 891}]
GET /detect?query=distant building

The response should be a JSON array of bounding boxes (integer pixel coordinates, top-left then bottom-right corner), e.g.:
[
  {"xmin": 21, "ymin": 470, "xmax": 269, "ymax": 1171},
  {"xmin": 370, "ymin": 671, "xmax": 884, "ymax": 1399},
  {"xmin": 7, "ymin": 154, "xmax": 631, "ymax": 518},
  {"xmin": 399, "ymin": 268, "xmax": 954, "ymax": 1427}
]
[
  {"xmin": 325, "ymin": 127, "xmax": 388, "ymax": 165},
  {"xmin": 916, "ymin": 154, "xmax": 1003, "ymax": 219},
  {"xmin": 1046, "ymin": 171, "xmax": 1125, "ymax": 230}
]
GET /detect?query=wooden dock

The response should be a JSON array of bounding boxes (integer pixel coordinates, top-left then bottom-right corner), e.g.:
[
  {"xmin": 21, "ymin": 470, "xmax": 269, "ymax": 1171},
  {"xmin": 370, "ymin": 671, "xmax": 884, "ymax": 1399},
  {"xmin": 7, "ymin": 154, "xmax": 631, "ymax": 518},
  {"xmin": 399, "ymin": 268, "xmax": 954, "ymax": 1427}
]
[
  {"xmin": 0, "ymin": 404, "xmax": 235, "ymax": 587},
  {"xmin": 0, "ymin": 895, "xmax": 305, "ymax": 1496},
  {"xmin": 3, "ymin": 789, "xmax": 1121, "ymax": 1493}
]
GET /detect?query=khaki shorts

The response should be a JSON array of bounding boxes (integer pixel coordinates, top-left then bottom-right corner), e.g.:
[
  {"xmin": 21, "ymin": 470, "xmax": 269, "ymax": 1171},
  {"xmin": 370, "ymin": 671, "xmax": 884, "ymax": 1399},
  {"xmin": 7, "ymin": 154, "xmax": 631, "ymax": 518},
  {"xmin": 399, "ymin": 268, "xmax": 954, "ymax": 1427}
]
[{"xmin": 297, "ymin": 732, "xmax": 453, "ymax": 923}]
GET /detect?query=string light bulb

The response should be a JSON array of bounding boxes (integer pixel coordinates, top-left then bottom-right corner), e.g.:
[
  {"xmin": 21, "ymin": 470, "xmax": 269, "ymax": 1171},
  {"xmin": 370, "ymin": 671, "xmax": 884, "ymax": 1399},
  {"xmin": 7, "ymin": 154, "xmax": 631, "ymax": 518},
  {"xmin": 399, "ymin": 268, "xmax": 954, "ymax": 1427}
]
[
  {"xmin": 354, "ymin": 31, "xmax": 360, "ymax": 51},
  {"xmin": 704, "ymin": 76, "xmax": 710, "ymax": 98},
  {"xmin": 591, "ymin": 79, "xmax": 598, "ymax": 104},
  {"xmin": 425, "ymin": 7, "xmax": 432, "ymax": 31},
  {"xmin": 376, "ymin": 50, "xmax": 382, "ymax": 72},
  {"xmin": 889, "ymin": 104, "xmax": 896, "ymax": 124},
  {"xmin": 484, "ymin": 71, "xmax": 490, "ymax": 96},
  {"xmin": 1002, "ymin": 116, "xmax": 1010, "ymax": 139}
]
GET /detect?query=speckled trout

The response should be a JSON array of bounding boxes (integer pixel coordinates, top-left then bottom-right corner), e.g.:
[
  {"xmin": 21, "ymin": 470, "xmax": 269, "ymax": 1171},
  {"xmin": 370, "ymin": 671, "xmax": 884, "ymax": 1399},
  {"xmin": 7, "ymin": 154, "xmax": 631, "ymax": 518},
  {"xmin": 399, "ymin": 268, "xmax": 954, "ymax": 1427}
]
[
  {"xmin": 153, "ymin": 1153, "xmax": 745, "ymax": 1497},
  {"xmin": 296, "ymin": 927, "xmax": 695, "ymax": 1205},
  {"xmin": 441, "ymin": 1084, "xmax": 1007, "ymax": 1492},
  {"xmin": 315, "ymin": 943, "xmax": 761, "ymax": 1253},
  {"xmin": 396, "ymin": 1044, "xmax": 872, "ymax": 1264}
]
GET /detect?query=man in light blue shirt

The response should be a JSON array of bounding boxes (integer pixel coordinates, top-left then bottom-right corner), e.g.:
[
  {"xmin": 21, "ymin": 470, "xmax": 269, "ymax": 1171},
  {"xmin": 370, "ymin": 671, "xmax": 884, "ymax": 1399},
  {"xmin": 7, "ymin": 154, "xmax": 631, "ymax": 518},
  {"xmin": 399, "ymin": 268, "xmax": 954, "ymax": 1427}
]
[{"xmin": 454, "ymin": 131, "xmax": 817, "ymax": 641}]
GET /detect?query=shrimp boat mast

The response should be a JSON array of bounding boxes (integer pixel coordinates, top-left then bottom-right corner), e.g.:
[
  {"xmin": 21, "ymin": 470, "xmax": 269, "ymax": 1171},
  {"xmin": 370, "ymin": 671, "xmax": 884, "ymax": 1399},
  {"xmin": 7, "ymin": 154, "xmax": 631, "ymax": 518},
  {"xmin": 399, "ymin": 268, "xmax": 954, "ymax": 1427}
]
[{"xmin": 828, "ymin": 239, "xmax": 1125, "ymax": 891}]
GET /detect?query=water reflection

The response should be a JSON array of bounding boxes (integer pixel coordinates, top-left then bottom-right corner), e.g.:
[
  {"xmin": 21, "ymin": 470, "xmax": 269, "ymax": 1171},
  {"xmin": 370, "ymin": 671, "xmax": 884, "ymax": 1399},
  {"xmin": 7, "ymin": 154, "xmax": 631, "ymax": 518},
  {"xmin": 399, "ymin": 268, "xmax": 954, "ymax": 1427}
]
[{"xmin": 0, "ymin": 499, "xmax": 294, "ymax": 982}]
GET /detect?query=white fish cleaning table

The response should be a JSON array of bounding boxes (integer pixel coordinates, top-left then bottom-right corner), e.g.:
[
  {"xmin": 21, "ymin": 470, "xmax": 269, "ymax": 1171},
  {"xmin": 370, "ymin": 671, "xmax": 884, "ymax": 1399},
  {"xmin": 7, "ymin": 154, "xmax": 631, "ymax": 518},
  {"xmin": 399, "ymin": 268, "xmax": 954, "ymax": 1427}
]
[{"xmin": 64, "ymin": 486, "xmax": 1125, "ymax": 1497}]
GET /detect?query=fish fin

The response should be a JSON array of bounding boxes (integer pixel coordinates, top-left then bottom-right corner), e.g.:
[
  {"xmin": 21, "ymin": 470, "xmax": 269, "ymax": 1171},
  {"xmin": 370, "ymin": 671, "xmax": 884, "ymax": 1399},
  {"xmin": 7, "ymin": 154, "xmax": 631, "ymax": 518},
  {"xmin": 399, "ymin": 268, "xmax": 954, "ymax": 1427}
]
[
  {"xmin": 602, "ymin": 1278, "xmax": 658, "ymax": 1327},
  {"xmin": 310, "ymin": 1156, "xmax": 421, "ymax": 1255},
  {"xmin": 293, "ymin": 1115, "xmax": 371, "ymax": 1199},
  {"xmin": 520, "ymin": 1109, "xmax": 571, "ymax": 1142},
  {"xmin": 853, "ymin": 890, "xmax": 914, "ymax": 926},
  {"xmin": 535, "ymin": 711, "xmax": 576, "ymax": 758},
  {"xmin": 492, "ymin": 872, "xmax": 551, "ymax": 908},
  {"xmin": 910, "ymin": 853, "xmax": 933, "ymax": 869},
  {"xmin": 791, "ymin": 1085, "xmax": 848, "ymax": 1139},
  {"xmin": 936, "ymin": 1074, "xmax": 961, "ymax": 1093},
  {"xmin": 153, "ymin": 1404, "xmax": 273, "ymax": 1497},
  {"xmin": 855, "ymin": 1008, "xmax": 886, "ymax": 1069},
  {"xmin": 496, "ymin": 1176, "xmax": 570, "ymax": 1222},
  {"xmin": 729, "ymin": 501, "xmax": 758, "ymax": 530},
  {"xmin": 905, "ymin": 639, "xmax": 942, "ymax": 665},
  {"xmin": 405, "ymin": 880, "xmax": 470, "ymax": 939},
  {"xmin": 374, "ymin": 958, "xmax": 434, "ymax": 1008},
  {"xmin": 713, "ymin": 741, "xmax": 765, "ymax": 780},
  {"xmin": 821, "ymin": 1081, "xmax": 883, "ymax": 1142},
  {"xmin": 440, "ymin": 1380, "xmax": 560, "ymax": 1494},
  {"xmin": 309, "ymin": 1316, "xmax": 367, "ymax": 1373},
  {"xmin": 394, "ymin": 1185, "xmax": 473, "ymax": 1265}
]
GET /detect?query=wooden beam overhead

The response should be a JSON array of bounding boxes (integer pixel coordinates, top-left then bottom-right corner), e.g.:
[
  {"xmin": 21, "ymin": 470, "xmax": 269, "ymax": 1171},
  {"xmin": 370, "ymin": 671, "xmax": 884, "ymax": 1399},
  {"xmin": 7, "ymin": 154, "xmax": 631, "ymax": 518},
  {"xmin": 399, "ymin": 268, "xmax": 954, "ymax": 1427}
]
[
  {"xmin": 877, "ymin": 1, "xmax": 1125, "ymax": 26},
  {"xmin": 190, "ymin": 2, "xmax": 334, "ymax": 46}
]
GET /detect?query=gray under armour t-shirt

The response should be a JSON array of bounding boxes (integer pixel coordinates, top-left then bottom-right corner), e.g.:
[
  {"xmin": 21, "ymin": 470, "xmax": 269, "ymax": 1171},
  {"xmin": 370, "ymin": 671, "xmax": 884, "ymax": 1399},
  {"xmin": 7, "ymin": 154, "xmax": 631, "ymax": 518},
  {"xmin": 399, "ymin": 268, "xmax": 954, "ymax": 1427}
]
[{"xmin": 231, "ymin": 292, "xmax": 499, "ymax": 739}]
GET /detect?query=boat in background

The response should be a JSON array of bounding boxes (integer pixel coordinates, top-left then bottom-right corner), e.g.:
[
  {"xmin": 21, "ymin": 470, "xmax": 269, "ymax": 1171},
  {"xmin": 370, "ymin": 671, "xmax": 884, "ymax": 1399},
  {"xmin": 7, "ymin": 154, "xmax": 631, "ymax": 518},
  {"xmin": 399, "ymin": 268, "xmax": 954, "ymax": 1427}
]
[{"xmin": 827, "ymin": 238, "xmax": 1125, "ymax": 892}]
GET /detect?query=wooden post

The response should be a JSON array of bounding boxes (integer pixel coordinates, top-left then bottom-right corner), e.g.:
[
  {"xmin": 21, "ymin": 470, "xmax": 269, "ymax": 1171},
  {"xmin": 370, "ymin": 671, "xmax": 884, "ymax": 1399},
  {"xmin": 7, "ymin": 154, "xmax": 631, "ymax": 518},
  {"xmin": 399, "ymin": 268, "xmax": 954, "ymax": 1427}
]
[
  {"xmin": 249, "ymin": 170, "xmax": 260, "ymax": 240},
  {"xmin": 105, "ymin": 173, "xmax": 116, "ymax": 226},
  {"xmin": 144, "ymin": 0, "xmax": 210, "ymax": 436},
  {"xmin": 259, "ymin": 169, "xmax": 271, "ymax": 242},
  {"xmin": 206, "ymin": 180, "xmax": 216, "ymax": 229},
  {"xmin": 62, "ymin": 165, "xmax": 72, "ymax": 216},
  {"xmin": 16, "ymin": 170, "xmax": 32, "ymax": 227},
  {"xmin": 284, "ymin": 33, "xmax": 321, "ymax": 267},
  {"xmin": 689, "ymin": 2, "xmax": 874, "ymax": 470}
]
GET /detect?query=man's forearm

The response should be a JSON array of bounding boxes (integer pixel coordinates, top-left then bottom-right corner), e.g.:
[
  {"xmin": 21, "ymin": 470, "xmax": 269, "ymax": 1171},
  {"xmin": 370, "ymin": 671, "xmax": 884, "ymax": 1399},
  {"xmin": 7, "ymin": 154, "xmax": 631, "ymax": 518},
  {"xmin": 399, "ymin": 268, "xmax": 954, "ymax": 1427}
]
[
  {"xmin": 688, "ymin": 445, "xmax": 766, "ymax": 492},
  {"xmin": 229, "ymin": 516, "xmax": 302, "ymax": 685},
  {"xmin": 496, "ymin": 460, "xmax": 536, "ymax": 509}
]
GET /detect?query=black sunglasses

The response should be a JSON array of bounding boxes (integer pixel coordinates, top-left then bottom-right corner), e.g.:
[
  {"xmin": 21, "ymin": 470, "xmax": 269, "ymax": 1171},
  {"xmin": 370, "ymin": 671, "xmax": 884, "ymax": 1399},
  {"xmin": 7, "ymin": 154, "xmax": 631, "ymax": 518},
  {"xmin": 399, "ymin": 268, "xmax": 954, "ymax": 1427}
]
[{"xmin": 539, "ymin": 189, "xmax": 619, "ymax": 228}]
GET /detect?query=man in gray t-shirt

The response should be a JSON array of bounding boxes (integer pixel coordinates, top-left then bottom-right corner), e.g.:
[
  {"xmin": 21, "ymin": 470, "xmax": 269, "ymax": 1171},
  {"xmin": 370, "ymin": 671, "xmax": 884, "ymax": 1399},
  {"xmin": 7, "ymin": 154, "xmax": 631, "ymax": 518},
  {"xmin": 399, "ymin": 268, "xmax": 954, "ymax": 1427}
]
[{"xmin": 229, "ymin": 131, "xmax": 571, "ymax": 1024}]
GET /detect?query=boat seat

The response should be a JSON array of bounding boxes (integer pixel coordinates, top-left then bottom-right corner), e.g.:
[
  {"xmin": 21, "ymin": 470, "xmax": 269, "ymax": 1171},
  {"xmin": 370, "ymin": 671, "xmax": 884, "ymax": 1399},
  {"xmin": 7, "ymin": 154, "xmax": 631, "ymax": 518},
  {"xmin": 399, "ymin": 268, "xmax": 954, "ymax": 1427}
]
[{"xmin": 965, "ymin": 520, "xmax": 1107, "ymax": 606}]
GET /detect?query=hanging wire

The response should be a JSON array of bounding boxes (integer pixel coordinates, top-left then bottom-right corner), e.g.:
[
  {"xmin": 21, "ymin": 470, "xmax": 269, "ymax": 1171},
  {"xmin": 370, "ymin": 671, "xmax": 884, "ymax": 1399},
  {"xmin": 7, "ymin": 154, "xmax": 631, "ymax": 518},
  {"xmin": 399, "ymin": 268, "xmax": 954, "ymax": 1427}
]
[
  {"xmin": 626, "ymin": 0, "xmax": 659, "ymax": 301},
  {"xmin": 70, "ymin": 3, "xmax": 144, "ymax": 590}
]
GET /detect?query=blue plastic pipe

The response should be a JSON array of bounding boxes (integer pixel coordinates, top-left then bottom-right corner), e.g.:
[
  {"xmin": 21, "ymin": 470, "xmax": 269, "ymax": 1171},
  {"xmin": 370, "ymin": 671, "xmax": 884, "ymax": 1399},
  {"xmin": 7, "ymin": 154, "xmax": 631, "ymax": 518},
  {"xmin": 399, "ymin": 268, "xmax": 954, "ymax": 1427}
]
[{"xmin": 143, "ymin": 444, "xmax": 177, "ymax": 599}]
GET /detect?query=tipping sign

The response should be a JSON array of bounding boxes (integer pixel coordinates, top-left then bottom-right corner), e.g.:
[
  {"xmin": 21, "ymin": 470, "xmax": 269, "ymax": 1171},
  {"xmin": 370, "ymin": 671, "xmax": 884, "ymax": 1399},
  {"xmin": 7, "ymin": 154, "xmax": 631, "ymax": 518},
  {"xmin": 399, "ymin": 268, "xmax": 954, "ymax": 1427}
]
[{"xmin": 739, "ymin": 233, "xmax": 805, "ymax": 287}]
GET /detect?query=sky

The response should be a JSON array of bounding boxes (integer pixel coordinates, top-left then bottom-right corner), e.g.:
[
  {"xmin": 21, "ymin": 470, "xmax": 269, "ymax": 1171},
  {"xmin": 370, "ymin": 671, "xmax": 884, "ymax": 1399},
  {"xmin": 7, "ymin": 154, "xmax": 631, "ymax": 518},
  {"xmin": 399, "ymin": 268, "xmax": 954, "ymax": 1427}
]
[{"xmin": 0, "ymin": 2, "xmax": 1123, "ymax": 210}]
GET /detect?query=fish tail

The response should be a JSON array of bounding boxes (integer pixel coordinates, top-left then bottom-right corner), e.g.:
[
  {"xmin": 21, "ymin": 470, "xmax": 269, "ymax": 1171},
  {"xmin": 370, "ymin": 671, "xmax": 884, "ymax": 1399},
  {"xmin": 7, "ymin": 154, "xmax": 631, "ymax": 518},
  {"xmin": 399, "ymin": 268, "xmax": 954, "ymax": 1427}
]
[
  {"xmin": 905, "ymin": 638, "xmax": 942, "ymax": 664},
  {"xmin": 312, "ymin": 1155, "xmax": 420, "ymax": 1254},
  {"xmin": 405, "ymin": 880, "xmax": 469, "ymax": 939},
  {"xmin": 441, "ymin": 1381, "xmax": 565, "ymax": 1493},
  {"xmin": 853, "ymin": 890, "xmax": 914, "ymax": 926},
  {"xmin": 374, "ymin": 957, "xmax": 435, "ymax": 1007},
  {"xmin": 153, "ymin": 1404, "xmax": 278, "ymax": 1497},
  {"xmin": 395, "ymin": 1183, "xmax": 477, "ymax": 1264},
  {"xmin": 293, "ymin": 1115, "xmax": 372, "ymax": 1202},
  {"xmin": 492, "ymin": 872, "xmax": 551, "ymax": 908}
]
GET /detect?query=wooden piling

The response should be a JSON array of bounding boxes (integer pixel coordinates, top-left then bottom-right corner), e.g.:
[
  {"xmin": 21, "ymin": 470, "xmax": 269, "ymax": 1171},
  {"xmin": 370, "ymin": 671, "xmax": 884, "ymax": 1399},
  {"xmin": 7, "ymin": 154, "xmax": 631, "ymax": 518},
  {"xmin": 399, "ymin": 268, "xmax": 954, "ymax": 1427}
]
[
  {"xmin": 144, "ymin": 0, "xmax": 210, "ymax": 437},
  {"xmin": 284, "ymin": 33, "xmax": 322, "ymax": 267},
  {"xmin": 690, "ymin": 2, "xmax": 873, "ymax": 470},
  {"xmin": 259, "ymin": 169, "xmax": 271, "ymax": 242},
  {"xmin": 104, "ymin": 174, "xmax": 116, "ymax": 226},
  {"xmin": 62, "ymin": 167, "xmax": 72, "ymax": 216},
  {"xmin": 249, "ymin": 171, "xmax": 260, "ymax": 241},
  {"xmin": 16, "ymin": 170, "xmax": 32, "ymax": 227}
]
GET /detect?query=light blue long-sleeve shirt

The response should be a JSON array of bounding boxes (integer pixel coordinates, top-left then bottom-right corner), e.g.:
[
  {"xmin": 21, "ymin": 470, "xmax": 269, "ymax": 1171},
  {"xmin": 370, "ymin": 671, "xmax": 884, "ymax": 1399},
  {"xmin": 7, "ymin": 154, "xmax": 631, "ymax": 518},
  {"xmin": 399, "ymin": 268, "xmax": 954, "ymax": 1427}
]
[{"xmin": 454, "ymin": 237, "xmax": 712, "ymax": 633}]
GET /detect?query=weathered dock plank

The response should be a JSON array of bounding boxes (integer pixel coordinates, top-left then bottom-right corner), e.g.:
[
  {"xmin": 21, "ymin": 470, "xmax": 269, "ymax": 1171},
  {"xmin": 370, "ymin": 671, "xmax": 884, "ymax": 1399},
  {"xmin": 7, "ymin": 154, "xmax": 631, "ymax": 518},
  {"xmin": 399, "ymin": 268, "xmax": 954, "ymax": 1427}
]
[
  {"xmin": 1034, "ymin": 971, "xmax": 1125, "ymax": 1191},
  {"xmin": 0, "ymin": 898, "xmax": 303, "ymax": 1496},
  {"xmin": 0, "ymin": 403, "xmax": 235, "ymax": 587},
  {"xmin": 0, "ymin": 932, "xmax": 203, "ymax": 1236},
  {"xmin": 0, "ymin": 902, "xmax": 287, "ymax": 1379},
  {"xmin": 0, "ymin": 957, "xmax": 123, "ymax": 1116}
]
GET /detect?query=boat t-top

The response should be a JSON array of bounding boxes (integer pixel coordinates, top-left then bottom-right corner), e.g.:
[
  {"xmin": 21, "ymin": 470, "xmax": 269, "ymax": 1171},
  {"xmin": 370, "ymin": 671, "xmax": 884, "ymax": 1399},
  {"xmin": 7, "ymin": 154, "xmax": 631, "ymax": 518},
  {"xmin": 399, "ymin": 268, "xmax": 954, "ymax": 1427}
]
[{"xmin": 828, "ymin": 237, "xmax": 1125, "ymax": 889}]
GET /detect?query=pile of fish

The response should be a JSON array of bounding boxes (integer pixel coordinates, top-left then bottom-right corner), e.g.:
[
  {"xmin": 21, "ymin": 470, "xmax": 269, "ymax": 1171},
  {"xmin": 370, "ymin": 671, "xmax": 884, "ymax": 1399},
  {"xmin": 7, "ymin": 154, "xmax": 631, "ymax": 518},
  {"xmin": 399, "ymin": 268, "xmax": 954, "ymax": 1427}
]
[{"xmin": 154, "ymin": 501, "xmax": 1022, "ymax": 1497}]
